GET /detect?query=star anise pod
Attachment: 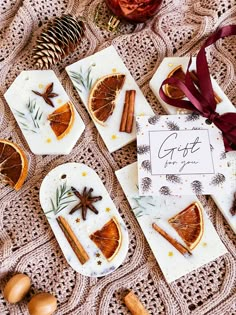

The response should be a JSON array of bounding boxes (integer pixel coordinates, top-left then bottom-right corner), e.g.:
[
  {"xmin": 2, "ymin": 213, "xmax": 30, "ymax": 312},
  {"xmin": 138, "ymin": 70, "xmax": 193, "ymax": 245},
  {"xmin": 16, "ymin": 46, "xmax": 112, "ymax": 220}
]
[
  {"xmin": 32, "ymin": 82, "xmax": 58, "ymax": 107},
  {"xmin": 230, "ymin": 192, "xmax": 236, "ymax": 216},
  {"xmin": 69, "ymin": 186, "xmax": 102, "ymax": 220}
]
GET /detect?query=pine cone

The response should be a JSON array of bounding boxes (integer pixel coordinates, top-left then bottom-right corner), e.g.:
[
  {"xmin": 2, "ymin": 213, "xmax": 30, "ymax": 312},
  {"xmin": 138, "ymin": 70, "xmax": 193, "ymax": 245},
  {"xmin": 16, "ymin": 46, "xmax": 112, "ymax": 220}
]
[{"xmin": 33, "ymin": 15, "xmax": 85, "ymax": 69}]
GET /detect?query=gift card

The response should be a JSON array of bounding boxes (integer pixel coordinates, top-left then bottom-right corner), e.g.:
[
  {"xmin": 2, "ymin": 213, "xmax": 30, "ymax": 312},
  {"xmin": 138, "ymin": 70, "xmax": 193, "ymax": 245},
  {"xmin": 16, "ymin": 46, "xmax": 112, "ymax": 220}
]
[
  {"xmin": 149, "ymin": 57, "xmax": 236, "ymax": 232},
  {"xmin": 137, "ymin": 115, "xmax": 230, "ymax": 196},
  {"xmin": 116, "ymin": 162, "xmax": 227, "ymax": 283},
  {"xmin": 66, "ymin": 45, "xmax": 154, "ymax": 153}
]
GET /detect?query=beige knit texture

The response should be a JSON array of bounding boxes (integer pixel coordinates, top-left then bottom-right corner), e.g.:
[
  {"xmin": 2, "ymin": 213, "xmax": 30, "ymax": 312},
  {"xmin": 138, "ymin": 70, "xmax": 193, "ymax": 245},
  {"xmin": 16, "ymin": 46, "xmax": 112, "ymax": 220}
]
[{"xmin": 0, "ymin": 0, "xmax": 236, "ymax": 314}]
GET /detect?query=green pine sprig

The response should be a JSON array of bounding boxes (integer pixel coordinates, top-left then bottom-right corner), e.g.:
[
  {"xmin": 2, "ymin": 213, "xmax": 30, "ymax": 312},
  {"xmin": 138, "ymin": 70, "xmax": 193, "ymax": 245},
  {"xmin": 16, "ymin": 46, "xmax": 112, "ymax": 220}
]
[
  {"xmin": 15, "ymin": 99, "xmax": 44, "ymax": 133},
  {"xmin": 45, "ymin": 182, "xmax": 76, "ymax": 218},
  {"xmin": 69, "ymin": 63, "xmax": 96, "ymax": 93},
  {"xmin": 132, "ymin": 208, "xmax": 145, "ymax": 218},
  {"xmin": 131, "ymin": 195, "xmax": 156, "ymax": 218}
]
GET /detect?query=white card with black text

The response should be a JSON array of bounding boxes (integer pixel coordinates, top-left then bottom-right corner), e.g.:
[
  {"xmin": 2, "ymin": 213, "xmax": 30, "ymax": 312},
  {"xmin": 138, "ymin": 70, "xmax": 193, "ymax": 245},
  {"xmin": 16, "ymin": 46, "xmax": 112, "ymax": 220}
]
[{"xmin": 136, "ymin": 114, "xmax": 230, "ymax": 196}]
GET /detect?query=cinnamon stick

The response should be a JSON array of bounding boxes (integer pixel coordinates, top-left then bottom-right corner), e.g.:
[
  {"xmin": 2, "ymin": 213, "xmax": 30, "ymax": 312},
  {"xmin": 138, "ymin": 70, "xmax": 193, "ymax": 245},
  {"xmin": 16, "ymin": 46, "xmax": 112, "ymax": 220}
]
[
  {"xmin": 119, "ymin": 90, "xmax": 130, "ymax": 132},
  {"xmin": 152, "ymin": 223, "xmax": 191, "ymax": 257},
  {"xmin": 57, "ymin": 216, "xmax": 89, "ymax": 265},
  {"xmin": 124, "ymin": 291, "xmax": 149, "ymax": 315},
  {"xmin": 190, "ymin": 70, "xmax": 222, "ymax": 104},
  {"xmin": 126, "ymin": 90, "xmax": 136, "ymax": 133},
  {"xmin": 119, "ymin": 90, "xmax": 136, "ymax": 133}
]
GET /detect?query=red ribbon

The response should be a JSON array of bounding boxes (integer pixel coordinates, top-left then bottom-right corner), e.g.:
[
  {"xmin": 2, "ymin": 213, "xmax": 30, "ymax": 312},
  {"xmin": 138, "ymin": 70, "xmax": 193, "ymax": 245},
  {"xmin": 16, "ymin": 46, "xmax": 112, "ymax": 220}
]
[{"xmin": 159, "ymin": 25, "xmax": 236, "ymax": 151}]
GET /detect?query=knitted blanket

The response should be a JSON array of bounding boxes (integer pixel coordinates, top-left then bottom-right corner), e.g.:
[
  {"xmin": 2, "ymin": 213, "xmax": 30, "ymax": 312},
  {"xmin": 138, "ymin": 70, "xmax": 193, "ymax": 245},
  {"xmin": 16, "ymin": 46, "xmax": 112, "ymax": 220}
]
[{"xmin": 0, "ymin": 0, "xmax": 236, "ymax": 314}]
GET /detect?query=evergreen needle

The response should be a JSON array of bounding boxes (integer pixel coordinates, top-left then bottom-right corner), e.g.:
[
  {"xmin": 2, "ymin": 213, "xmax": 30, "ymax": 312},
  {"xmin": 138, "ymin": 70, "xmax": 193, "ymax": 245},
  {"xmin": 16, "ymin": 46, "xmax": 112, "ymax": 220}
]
[
  {"xmin": 15, "ymin": 98, "xmax": 44, "ymax": 133},
  {"xmin": 48, "ymin": 183, "xmax": 75, "ymax": 216},
  {"xmin": 70, "ymin": 63, "xmax": 95, "ymax": 92}
]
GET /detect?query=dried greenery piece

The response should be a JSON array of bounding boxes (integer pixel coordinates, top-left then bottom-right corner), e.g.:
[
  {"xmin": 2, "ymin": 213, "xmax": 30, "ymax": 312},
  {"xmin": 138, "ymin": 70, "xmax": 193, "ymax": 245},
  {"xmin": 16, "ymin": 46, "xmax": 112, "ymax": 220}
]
[
  {"xmin": 132, "ymin": 195, "xmax": 156, "ymax": 218},
  {"xmin": 69, "ymin": 63, "xmax": 96, "ymax": 93},
  {"xmin": 15, "ymin": 99, "xmax": 44, "ymax": 133},
  {"xmin": 45, "ymin": 182, "xmax": 76, "ymax": 217}
]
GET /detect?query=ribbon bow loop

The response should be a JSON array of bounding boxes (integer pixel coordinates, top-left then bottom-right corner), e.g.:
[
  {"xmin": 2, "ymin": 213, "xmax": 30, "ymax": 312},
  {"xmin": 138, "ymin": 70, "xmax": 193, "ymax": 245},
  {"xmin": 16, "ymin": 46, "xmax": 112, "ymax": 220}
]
[{"xmin": 159, "ymin": 25, "xmax": 236, "ymax": 151}]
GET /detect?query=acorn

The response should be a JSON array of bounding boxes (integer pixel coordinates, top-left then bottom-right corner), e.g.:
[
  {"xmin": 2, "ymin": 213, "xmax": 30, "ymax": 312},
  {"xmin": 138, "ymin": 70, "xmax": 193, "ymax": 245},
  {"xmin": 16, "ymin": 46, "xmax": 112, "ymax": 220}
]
[
  {"xmin": 28, "ymin": 292, "xmax": 57, "ymax": 315},
  {"xmin": 3, "ymin": 273, "xmax": 31, "ymax": 303}
]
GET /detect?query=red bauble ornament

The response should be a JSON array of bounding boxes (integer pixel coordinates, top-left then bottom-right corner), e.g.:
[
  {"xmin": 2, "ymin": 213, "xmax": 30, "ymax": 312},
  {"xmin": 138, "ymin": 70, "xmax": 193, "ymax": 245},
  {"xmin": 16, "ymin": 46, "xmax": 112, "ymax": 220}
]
[{"xmin": 105, "ymin": 0, "xmax": 162, "ymax": 23}]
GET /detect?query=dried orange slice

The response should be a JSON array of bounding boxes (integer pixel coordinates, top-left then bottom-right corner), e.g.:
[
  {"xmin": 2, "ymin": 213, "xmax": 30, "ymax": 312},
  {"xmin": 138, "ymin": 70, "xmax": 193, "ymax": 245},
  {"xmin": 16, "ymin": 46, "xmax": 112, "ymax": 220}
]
[
  {"xmin": 48, "ymin": 101, "xmax": 75, "ymax": 140},
  {"xmin": 88, "ymin": 74, "xmax": 126, "ymax": 125},
  {"xmin": 0, "ymin": 139, "xmax": 28, "ymax": 190},
  {"xmin": 90, "ymin": 217, "xmax": 122, "ymax": 261},
  {"xmin": 168, "ymin": 202, "xmax": 203, "ymax": 250},
  {"xmin": 164, "ymin": 65, "xmax": 186, "ymax": 99}
]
